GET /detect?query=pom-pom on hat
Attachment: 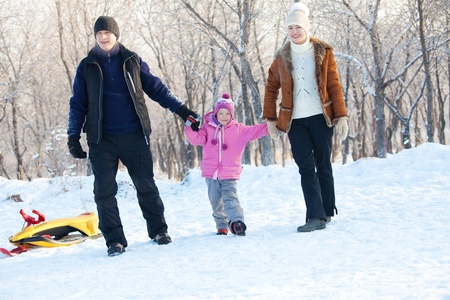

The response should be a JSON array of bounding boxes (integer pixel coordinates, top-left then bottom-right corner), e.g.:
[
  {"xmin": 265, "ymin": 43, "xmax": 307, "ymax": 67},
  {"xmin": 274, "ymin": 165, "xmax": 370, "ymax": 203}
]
[
  {"xmin": 285, "ymin": 2, "xmax": 311, "ymax": 34},
  {"xmin": 94, "ymin": 16, "xmax": 120, "ymax": 38},
  {"xmin": 214, "ymin": 93, "xmax": 234, "ymax": 118}
]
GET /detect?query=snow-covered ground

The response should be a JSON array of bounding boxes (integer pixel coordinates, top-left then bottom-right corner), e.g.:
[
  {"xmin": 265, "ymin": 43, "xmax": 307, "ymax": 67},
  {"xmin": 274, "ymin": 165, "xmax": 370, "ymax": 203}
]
[{"xmin": 0, "ymin": 143, "xmax": 449, "ymax": 299}]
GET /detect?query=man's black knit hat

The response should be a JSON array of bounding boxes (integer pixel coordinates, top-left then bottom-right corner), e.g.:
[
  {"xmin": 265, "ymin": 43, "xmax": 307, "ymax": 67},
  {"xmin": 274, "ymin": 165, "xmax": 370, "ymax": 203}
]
[{"xmin": 94, "ymin": 16, "xmax": 119, "ymax": 38}]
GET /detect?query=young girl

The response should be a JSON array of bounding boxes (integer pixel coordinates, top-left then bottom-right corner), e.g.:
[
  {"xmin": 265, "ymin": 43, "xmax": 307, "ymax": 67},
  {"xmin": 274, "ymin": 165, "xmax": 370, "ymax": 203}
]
[{"xmin": 185, "ymin": 93, "xmax": 269, "ymax": 236}]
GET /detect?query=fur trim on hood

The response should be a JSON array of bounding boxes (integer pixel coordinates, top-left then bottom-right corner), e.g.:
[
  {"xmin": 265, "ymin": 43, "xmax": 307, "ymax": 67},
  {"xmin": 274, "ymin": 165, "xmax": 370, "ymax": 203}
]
[
  {"xmin": 274, "ymin": 37, "xmax": 334, "ymax": 101},
  {"xmin": 274, "ymin": 37, "xmax": 333, "ymax": 74}
]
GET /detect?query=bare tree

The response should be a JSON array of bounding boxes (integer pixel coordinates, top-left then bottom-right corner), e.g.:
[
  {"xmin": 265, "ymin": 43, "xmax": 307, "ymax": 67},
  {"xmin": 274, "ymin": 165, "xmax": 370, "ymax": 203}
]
[
  {"xmin": 337, "ymin": 0, "xmax": 432, "ymax": 157},
  {"xmin": 55, "ymin": 0, "xmax": 74, "ymax": 91},
  {"xmin": 0, "ymin": 2, "xmax": 38, "ymax": 180},
  {"xmin": 181, "ymin": 0, "xmax": 273, "ymax": 165},
  {"xmin": 0, "ymin": 0, "xmax": 448, "ymax": 181}
]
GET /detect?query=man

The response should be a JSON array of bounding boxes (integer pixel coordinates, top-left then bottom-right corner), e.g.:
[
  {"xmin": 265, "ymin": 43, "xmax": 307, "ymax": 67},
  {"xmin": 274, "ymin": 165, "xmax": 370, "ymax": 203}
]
[{"xmin": 67, "ymin": 16, "xmax": 199, "ymax": 256}]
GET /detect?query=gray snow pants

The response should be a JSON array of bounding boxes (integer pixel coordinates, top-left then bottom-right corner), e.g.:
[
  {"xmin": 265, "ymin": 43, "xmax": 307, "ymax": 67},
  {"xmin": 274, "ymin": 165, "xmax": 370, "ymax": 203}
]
[{"xmin": 205, "ymin": 178, "xmax": 244, "ymax": 230}]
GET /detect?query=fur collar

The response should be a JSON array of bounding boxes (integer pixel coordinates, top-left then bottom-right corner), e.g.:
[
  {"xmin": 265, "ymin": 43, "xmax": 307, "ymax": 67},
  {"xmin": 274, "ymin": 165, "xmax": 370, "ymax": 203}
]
[{"xmin": 274, "ymin": 37, "xmax": 333, "ymax": 73}]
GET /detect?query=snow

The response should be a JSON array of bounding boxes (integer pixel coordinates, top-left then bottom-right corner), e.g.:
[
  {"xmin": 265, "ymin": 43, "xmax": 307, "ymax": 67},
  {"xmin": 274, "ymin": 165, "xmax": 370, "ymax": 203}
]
[{"xmin": 1, "ymin": 143, "xmax": 449, "ymax": 299}]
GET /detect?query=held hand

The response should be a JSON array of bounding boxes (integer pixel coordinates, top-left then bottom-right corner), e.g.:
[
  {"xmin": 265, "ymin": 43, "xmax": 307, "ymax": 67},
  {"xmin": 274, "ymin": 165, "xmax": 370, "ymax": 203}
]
[
  {"xmin": 177, "ymin": 105, "xmax": 201, "ymax": 132},
  {"xmin": 267, "ymin": 120, "xmax": 279, "ymax": 140},
  {"xmin": 186, "ymin": 114, "xmax": 201, "ymax": 131},
  {"xmin": 67, "ymin": 135, "xmax": 87, "ymax": 159},
  {"xmin": 336, "ymin": 118, "xmax": 348, "ymax": 141}
]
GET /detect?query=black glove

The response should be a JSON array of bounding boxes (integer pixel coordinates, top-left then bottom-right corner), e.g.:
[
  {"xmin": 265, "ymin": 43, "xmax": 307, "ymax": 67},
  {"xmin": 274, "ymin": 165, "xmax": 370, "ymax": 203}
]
[
  {"xmin": 67, "ymin": 135, "xmax": 87, "ymax": 159},
  {"xmin": 177, "ymin": 105, "xmax": 201, "ymax": 132}
]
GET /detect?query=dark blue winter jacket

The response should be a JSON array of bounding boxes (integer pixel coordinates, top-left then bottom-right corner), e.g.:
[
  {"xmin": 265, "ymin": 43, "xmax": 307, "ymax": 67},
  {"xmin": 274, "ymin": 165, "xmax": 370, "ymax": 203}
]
[{"xmin": 67, "ymin": 42, "xmax": 183, "ymax": 144}]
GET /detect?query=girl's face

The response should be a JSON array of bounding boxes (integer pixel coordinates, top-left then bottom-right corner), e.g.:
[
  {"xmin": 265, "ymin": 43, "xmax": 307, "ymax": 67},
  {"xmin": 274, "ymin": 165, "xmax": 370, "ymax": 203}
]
[
  {"xmin": 96, "ymin": 30, "xmax": 117, "ymax": 52},
  {"xmin": 287, "ymin": 25, "xmax": 307, "ymax": 45},
  {"xmin": 216, "ymin": 108, "xmax": 231, "ymax": 126}
]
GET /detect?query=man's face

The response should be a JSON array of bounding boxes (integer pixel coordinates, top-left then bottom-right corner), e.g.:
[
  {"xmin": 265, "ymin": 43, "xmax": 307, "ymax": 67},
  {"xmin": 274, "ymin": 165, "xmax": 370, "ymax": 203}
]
[{"xmin": 96, "ymin": 30, "xmax": 117, "ymax": 52}]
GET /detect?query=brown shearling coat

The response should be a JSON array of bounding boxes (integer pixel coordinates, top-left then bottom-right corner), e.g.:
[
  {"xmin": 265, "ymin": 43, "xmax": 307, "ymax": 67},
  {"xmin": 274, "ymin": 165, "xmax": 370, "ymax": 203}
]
[{"xmin": 263, "ymin": 37, "xmax": 348, "ymax": 133}]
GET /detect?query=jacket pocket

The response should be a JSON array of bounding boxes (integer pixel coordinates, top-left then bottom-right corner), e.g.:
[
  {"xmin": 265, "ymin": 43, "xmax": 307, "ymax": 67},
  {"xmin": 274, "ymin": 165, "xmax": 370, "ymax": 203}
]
[
  {"xmin": 323, "ymin": 100, "xmax": 332, "ymax": 107},
  {"xmin": 280, "ymin": 104, "xmax": 292, "ymax": 112}
]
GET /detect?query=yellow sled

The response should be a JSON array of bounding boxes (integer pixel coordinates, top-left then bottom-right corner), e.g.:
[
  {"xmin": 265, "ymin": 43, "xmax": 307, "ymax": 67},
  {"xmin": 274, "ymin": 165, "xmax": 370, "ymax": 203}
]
[{"xmin": 9, "ymin": 210, "xmax": 103, "ymax": 249}]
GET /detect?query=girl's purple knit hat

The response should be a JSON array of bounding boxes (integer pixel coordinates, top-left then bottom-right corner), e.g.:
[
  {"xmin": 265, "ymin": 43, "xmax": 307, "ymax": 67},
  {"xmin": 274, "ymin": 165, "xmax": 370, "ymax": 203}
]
[{"xmin": 214, "ymin": 93, "xmax": 234, "ymax": 118}]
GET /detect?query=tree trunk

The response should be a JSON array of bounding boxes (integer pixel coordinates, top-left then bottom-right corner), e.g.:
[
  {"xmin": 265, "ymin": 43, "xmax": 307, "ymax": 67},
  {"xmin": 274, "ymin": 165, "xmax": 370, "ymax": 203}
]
[
  {"xmin": 239, "ymin": 0, "xmax": 253, "ymax": 165},
  {"xmin": 446, "ymin": 13, "xmax": 450, "ymax": 144},
  {"xmin": 374, "ymin": 90, "xmax": 386, "ymax": 158},
  {"xmin": 55, "ymin": 0, "xmax": 73, "ymax": 92},
  {"xmin": 370, "ymin": 22, "xmax": 387, "ymax": 158},
  {"xmin": 435, "ymin": 57, "xmax": 445, "ymax": 144},
  {"xmin": 241, "ymin": 80, "xmax": 251, "ymax": 165},
  {"xmin": 11, "ymin": 96, "xmax": 26, "ymax": 180},
  {"xmin": 0, "ymin": 152, "xmax": 11, "ymax": 179},
  {"xmin": 402, "ymin": 121, "xmax": 412, "ymax": 149},
  {"xmin": 342, "ymin": 19, "xmax": 351, "ymax": 164},
  {"xmin": 417, "ymin": 0, "xmax": 434, "ymax": 143}
]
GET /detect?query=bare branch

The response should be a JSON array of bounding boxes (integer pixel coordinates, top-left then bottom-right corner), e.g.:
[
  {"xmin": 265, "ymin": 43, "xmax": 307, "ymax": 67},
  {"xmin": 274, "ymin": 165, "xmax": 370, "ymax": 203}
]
[
  {"xmin": 55, "ymin": 0, "xmax": 73, "ymax": 92},
  {"xmin": 335, "ymin": 52, "xmax": 376, "ymax": 96},
  {"xmin": 341, "ymin": 0, "xmax": 370, "ymax": 31},
  {"xmin": 384, "ymin": 37, "xmax": 450, "ymax": 87},
  {"xmin": 406, "ymin": 79, "xmax": 426, "ymax": 121},
  {"xmin": 383, "ymin": 95, "xmax": 407, "ymax": 124},
  {"xmin": 381, "ymin": 21, "xmax": 414, "ymax": 79},
  {"xmin": 181, "ymin": 1, "xmax": 240, "ymax": 53}
]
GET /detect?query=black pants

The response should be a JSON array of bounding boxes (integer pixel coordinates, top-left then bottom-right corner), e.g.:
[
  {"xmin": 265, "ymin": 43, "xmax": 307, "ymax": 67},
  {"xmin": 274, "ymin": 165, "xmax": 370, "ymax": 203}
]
[
  {"xmin": 89, "ymin": 130, "xmax": 167, "ymax": 247},
  {"xmin": 288, "ymin": 114, "xmax": 336, "ymax": 222}
]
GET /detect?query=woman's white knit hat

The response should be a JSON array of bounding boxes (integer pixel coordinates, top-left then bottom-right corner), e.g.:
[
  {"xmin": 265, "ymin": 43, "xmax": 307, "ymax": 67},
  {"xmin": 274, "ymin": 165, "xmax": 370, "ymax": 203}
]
[{"xmin": 285, "ymin": 2, "xmax": 311, "ymax": 34}]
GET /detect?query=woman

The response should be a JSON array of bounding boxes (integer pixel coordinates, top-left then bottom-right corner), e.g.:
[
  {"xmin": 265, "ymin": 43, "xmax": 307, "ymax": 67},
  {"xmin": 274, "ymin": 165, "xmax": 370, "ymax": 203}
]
[{"xmin": 263, "ymin": 2, "xmax": 348, "ymax": 232}]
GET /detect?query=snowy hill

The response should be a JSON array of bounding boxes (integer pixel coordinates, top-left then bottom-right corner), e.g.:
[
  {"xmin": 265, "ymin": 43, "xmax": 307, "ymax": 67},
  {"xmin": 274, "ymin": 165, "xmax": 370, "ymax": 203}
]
[{"xmin": 1, "ymin": 143, "xmax": 449, "ymax": 299}]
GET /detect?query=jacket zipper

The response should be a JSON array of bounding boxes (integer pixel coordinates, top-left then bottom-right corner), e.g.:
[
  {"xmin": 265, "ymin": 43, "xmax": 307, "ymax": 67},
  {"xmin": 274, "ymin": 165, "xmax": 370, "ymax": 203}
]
[
  {"xmin": 94, "ymin": 62, "xmax": 104, "ymax": 144},
  {"xmin": 217, "ymin": 127, "xmax": 223, "ymax": 179},
  {"xmin": 124, "ymin": 56, "xmax": 149, "ymax": 145}
]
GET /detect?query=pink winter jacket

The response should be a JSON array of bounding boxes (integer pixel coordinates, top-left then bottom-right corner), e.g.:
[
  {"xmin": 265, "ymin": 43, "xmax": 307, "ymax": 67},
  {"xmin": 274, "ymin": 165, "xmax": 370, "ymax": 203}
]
[{"xmin": 185, "ymin": 111, "xmax": 269, "ymax": 180}]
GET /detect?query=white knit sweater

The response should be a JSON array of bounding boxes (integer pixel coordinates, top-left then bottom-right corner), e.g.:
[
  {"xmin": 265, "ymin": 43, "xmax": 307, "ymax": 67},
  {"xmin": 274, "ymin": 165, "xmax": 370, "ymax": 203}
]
[{"xmin": 290, "ymin": 38, "xmax": 323, "ymax": 119}]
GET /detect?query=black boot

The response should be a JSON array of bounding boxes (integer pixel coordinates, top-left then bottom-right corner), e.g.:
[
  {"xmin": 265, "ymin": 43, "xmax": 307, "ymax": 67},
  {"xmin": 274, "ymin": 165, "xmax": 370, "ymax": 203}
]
[
  {"xmin": 230, "ymin": 221, "xmax": 247, "ymax": 236},
  {"xmin": 153, "ymin": 233, "xmax": 172, "ymax": 245},
  {"xmin": 297, "ymin": 218, "xmax": 326, "ymax": 232},
  {"xmin": 107, "ymin": 242, "xmax": 126, "ymax": 256}
]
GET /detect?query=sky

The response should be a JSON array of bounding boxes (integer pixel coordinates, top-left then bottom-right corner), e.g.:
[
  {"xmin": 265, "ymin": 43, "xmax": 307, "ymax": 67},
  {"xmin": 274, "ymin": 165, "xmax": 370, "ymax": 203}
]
[{"xmin": 0, "ymin": 142, "xmax": 449, "ymax": 299}]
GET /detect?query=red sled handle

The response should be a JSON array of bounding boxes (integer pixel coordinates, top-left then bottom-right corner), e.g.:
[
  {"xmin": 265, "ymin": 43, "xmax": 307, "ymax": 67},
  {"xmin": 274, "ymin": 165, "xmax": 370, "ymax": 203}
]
[
  {"xmin": 20, "ymin": 209, "xmax": 45, "ymax": 227},
  {"xmin": 0, "ymin": 246, "xmax": 27, "ymax": 257}
]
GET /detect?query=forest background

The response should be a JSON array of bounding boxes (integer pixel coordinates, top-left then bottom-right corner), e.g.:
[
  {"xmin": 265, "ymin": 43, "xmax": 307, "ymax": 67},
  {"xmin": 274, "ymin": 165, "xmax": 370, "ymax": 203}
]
[{"xmin": 0, "ymin": 0, "xmax": 449, "ymax": 181}]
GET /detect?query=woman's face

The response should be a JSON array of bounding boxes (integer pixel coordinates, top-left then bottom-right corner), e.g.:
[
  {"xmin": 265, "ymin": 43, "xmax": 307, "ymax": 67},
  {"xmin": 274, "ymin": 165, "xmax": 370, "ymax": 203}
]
[{"xmin": 287, "ymin": 25, "xmax": 307, "ymax": 45}]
